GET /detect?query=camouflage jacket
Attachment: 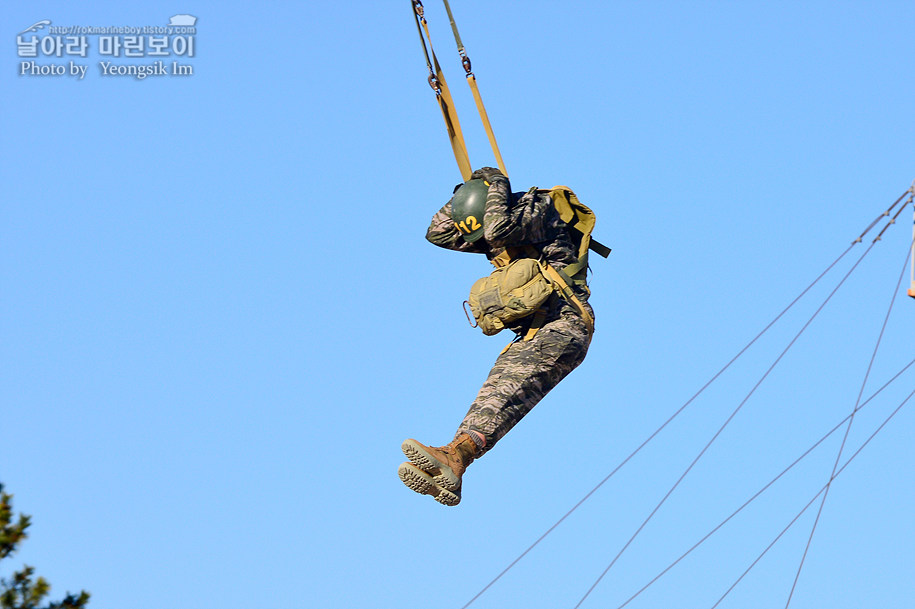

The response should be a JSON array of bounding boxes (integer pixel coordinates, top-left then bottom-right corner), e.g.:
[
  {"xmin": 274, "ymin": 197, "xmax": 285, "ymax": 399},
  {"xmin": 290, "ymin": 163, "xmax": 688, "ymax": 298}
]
[{"xmin": 426, "ymin": 173, "xmax": 592, "ymax": 317}]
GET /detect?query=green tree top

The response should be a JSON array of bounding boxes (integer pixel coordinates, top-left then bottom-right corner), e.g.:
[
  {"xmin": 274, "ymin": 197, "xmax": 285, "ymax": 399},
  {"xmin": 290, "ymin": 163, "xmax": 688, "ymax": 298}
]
[{"xmin": 0, "ymin": 484, "xmax": 90, "ymax": 609}]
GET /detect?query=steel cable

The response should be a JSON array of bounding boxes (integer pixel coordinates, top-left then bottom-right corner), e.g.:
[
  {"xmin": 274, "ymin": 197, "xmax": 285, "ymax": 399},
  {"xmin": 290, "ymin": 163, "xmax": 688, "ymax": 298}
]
[
  {"xmin": 784, "ymin": 222, "xmax": 915, "ymax": 608},
  {"xmin": 614, "ymin": 355, "xmax": 915, "ymax": 609},
  {"xmin": 458, "ymin": 189, "xmax": 912, "ymax": 609},
  {"xmin": 711, "ymin": 386, "xmax": 915, "ymax": 609}
]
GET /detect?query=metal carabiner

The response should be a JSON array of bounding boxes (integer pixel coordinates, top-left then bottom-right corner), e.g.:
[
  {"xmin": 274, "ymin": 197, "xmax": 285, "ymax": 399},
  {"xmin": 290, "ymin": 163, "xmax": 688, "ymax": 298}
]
[
  {"xmin": 462, "ymin": 300, "xmax": 479, "ymax": 328},
  {"xmin": 428, "ymin": 73, "xmax": 441, "ymax": 95},
  {"xmin": 461, "ymin": 54, "xmax": 472, "ymax": 75}
]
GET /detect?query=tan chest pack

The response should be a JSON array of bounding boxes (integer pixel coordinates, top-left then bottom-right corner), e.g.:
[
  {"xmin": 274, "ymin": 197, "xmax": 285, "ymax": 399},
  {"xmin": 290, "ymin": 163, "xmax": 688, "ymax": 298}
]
[
  {"xmin": 465, "ymin": 248, "xmax": 595, "ymax": 342},
  {"xmin": 462, "ymin": 186, "xmax": 608, "ymax": 341},
  {"xmin": 466, "ymin": 255, "xmax": 553, "ymax": 336}
]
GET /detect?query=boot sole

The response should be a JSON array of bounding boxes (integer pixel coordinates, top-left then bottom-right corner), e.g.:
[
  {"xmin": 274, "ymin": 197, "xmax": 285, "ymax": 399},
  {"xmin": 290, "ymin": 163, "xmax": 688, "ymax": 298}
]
[
  {"xmin": 398, "ymin": 462, "xmax": 460, "ymax": 506},
  {"xmin": 401, "ymin": 439, "xmax": 462, "ymax": 492}
]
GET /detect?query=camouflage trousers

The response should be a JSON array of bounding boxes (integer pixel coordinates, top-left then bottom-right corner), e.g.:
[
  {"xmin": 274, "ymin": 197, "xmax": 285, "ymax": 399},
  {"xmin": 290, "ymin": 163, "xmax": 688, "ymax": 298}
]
[{"xmin": 455, "ymin": 308, "xmax": 592, "ymax": 454}]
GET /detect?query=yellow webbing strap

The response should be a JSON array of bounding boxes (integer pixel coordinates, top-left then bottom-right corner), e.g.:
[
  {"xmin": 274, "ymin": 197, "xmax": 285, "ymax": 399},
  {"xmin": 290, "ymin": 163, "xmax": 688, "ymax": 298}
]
[
  {"xmin": 489, "ymin": 247, "xmax": 522, "ymax": 268},
  {"xmin": 522, "ymin": 308, "xmax": 548, "ymax": 342},
  {"xmin": 541, "ymin": 262, "xmax": 595, "ymax": 334},
  {"xmin": 500, "ymin": 306, "xmax": 547, "ymax": 353},
  {"xmin": 416, "ymin": 7, "xmax": 472, "ymax": 181},
  {"xmin": 435, "ymin": 78, "xmax": 472, "ymax": 181},
  {"xmin": 467, "ymin": 73, "xmax": 508, "ymax": 178},
  {"xmin": 439, "ymin": 0, "xmax": 508, "ymax": 178}
]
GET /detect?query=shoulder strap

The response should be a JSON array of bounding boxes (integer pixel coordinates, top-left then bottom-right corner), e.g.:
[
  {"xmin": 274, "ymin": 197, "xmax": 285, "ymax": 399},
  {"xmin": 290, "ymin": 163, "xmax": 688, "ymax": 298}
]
[{"xmin": 539, "ymin": 261, "xmax": 594, "ymax": 334}]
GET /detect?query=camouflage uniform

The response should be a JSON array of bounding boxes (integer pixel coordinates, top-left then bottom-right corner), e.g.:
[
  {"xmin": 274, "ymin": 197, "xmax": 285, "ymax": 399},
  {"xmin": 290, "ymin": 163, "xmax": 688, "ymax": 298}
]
[{"xmin": 426, "ymin": 169, "xmax": 594, "ymax": 454}]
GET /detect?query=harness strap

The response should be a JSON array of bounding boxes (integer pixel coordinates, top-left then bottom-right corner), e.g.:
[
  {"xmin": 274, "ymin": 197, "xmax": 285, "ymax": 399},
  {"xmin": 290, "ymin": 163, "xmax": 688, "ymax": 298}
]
[
  {"xmin": 441, "ymin": 0, "xmax": 508, "ymax": 178},
  {"xmin": 411, "ymin": 1, "xmax": 472, "ymax": 181},
  {"xmin": 490, "ymin": 246, "xmax": 526, "ymax": 269},
  {"xmin": 466, "ymin": 73, "xmax": 508, "ymax": 178},
  {"xmin": 589, "ymin": 237, "xmax": 613, "ymax": 258},
  {"xmin": 540, "ymin": 262, "xmax": 595, "ymax": 334},
  {"xmin": 435, "ymin": 78, "xmax": 472, "ymax": 181},
  {"xmin": 522, "ymin": 308, "xmax": 548, "ymax": 342}
]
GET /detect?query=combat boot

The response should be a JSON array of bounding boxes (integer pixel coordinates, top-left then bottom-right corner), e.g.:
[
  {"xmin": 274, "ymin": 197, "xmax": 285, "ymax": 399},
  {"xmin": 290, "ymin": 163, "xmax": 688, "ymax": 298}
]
[
  {"xmin": 397, "ymin": 461, "xmax": 461, "ymax": 506},
  {"xmin": 401, "ymin": 433, "xmax": 479, "ymax": 494}
]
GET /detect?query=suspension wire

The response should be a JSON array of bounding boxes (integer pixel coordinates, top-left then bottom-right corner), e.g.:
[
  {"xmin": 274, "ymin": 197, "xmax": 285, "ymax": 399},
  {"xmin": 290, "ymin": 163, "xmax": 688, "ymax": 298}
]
[
  {"xmin": 784, "ymin": 216, "xmax": 915, "ymax": 608},
  {"xmin": 441, "ymin": 0, "xmax": 466, "ymax": 53},
  {"xmin": 410, "ymin": 1, "xmax": 436, "ymax": 85},
  {"xmin": 571, "ymin": 227, "xmax": 891, "ymax": 609},
  {"xmin": 614, "ymin": 355, "xmax": 915, "ymax": 609},
  {"xmin": 872, "ymin": 191, "xmax": 914, "ymax": 242},
  {"xmin": 460, "ymin": 195, "xmax": 907, "ymax": 609},
  {"xmin": 711, "ymin": 385, "xmax": 915, "ymax": 609},
  {"xmin": 853, "ymin": 188, "xmax": 911, "ymax": 243},
  {"xmin": 460, "ymin": 250, "xmax": 852, "ymax": 609}
]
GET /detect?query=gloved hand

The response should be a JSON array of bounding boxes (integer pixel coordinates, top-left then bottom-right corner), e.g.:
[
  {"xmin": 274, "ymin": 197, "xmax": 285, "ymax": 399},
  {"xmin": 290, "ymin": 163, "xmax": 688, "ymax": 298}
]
[{"xmin": 471, "ymin": 167, "xmax": 507, "ymax": 184}]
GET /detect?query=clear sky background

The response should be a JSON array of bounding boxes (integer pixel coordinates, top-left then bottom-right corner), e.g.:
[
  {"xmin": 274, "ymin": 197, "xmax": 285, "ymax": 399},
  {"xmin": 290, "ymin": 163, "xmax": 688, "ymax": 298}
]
[{"xmin": 2, "ymin": 2, "xmax": 914, "ymax": 608}]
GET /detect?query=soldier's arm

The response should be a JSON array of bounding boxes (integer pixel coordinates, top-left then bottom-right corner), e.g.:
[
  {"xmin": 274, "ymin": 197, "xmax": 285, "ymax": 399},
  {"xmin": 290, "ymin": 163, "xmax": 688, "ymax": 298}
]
[
  {"xmin": 483, "ymin": 179, "xmax": 556, "ymax": 248},
  {"xmin": 426, "ymin": 201, "xmax": 483, "ymax": 253},
  {"xmin": 479, "ymin": 173, "xmax": 524, "ymax": 247}
]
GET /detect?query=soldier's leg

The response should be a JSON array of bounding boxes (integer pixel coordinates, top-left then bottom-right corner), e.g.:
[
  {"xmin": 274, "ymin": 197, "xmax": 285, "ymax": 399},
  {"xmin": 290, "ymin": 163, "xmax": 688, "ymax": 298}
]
[{"xmin": 456, "ymin": 312, "xmax": 591, "ymax": 453}]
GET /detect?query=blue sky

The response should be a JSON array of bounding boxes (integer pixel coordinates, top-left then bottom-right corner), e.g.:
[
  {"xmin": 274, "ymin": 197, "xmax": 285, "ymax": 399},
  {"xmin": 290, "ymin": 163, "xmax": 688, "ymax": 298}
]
[{"xmin": 2, "ymin": 2, "xmax": 914, "ymax": 608}]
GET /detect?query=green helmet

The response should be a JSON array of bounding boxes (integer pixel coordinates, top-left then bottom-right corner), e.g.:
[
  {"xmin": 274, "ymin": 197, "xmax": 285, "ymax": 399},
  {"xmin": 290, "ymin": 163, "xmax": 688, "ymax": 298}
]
[{"xmin": 451, "ymin": 179, "xmax": 488, "ymax": 242}]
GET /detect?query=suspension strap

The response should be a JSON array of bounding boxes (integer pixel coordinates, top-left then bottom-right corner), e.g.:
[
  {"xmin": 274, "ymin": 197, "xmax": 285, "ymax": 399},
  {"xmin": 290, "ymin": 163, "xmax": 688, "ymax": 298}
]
[
  {"xmin": 411, "ymin": 1, "xmax": 472, "ymax": 180},
  {"xmin": 441, "ymin": 0, "xmax": 509, "ymax": 178}
]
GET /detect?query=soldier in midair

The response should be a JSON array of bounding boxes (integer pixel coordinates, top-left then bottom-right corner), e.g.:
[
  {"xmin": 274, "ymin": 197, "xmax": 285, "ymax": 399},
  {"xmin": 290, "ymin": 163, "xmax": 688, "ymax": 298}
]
[{"xmin": 398, "ymin": 167, "xmax": 596, "ymax": 505}]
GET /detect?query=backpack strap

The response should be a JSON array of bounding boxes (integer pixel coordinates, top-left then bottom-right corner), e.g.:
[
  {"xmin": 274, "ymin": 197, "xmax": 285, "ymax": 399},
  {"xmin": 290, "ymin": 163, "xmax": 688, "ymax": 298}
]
[
  {"xmin": 539, "ymin": 261, "xmax": 594, "ymax": 334},
  {"xmin": 520, "ymin": 245, "xmax": 594, "ymax": 334},
  {"xmin": 489, "ymin": 245, "xmax": 530, "ymax": 268},
  {"xmin": 522, "ymin": 308, "xmax": 548, "ymax": 342}
]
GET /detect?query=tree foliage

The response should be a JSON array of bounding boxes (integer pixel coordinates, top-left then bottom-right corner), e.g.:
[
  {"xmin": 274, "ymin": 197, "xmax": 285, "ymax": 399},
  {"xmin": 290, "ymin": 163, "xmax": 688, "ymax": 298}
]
[{"xmin": 0, "ymin": 485, "xmax": 90, "ymax": 609}]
